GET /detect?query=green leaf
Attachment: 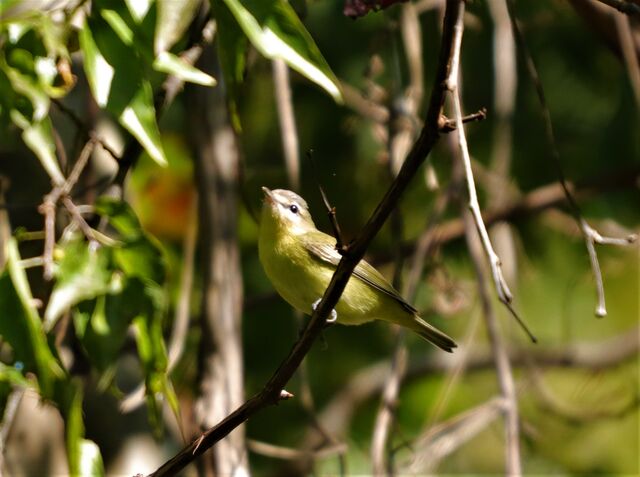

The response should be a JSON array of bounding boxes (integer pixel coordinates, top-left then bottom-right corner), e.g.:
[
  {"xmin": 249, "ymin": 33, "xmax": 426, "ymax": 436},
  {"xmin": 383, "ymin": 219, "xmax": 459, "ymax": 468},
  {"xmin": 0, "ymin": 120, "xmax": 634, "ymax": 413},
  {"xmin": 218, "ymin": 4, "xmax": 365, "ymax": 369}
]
[
  {"xmin": 79, "ymin": 15, "xmax": 167, "ymax": 166},
  {"xmin": 66, "ymin": 199, "xmax": 168, "ymax": 375},
  {"xmin": 0, "ymin": 362, "xmax": 33, "ymax": 418},
  {"xmin": 73, "ymin": 278, "xmax": 152, "ymax": 373},
  {"xmin": 0, "ymin": 362, "xmax": 31, "ymax": 388},
  {"xmin": 215, "ymin": 0, "xmax": 342, "ymax": 103},
  {"xmin": 215, "ymin": 0, "xmax": 247, "ymax": 131},
  {"xmin": 2, "ymin": 51, "xmax": 50, "ymax": 119},
  {"xmin": 155, "ymin": 0, "xmax": 201, "ymax": 54},
  {"xmin": 1, "ymin": 50, "xmax": 65, "ymax": 185},
  {"xmin": 9, "ymin": 110, "xmax": 65, "ymax": 186},
  {"xmin": 0, "ymin": 239, "xmax": 64, "ymax": 397},
  {"xmin": 94, "ymin": 197, "xmax": 144, "ymax": 240},
  {"xmin": 133, "ymin": 313, "xmax": 176, "ymax": 435},
  {"xmin": 100, "ymin": 9, "xmax": 135, "ymax": 45},
  {"xmin": 60, "ymin": 380, "xmax": 101, "ymax": 477},
  {"xmin": 153, "ymin": 51, "xmax": 216, "ymax": 86},
  {"xmin": 44, "ymin": 239, "xmax": 114, "ymax": 331}
]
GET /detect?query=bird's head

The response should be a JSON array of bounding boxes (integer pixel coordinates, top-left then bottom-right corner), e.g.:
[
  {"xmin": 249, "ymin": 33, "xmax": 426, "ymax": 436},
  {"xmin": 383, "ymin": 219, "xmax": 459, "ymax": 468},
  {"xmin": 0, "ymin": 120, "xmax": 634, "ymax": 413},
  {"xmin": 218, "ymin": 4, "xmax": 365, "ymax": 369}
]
[{"xmin": 261, "ymin": 187, "xmax": 316, "ymax": 234}]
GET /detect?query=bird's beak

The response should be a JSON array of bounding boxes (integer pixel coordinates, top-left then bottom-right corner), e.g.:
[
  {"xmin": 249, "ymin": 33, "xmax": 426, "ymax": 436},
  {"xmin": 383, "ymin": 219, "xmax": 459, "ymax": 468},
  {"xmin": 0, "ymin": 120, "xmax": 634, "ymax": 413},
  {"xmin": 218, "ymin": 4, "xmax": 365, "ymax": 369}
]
[{"xmin": 262, "ymin": 186, "xmax": 275, "ymax": 204}]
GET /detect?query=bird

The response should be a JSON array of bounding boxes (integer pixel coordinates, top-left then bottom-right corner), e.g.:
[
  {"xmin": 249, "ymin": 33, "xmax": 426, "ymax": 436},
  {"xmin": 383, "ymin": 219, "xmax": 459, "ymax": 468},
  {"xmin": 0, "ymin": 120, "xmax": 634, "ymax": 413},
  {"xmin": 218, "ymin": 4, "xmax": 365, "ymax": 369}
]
[{"xmin": 258, "ymin": 187, "xmax": 457, "ymax": 352}]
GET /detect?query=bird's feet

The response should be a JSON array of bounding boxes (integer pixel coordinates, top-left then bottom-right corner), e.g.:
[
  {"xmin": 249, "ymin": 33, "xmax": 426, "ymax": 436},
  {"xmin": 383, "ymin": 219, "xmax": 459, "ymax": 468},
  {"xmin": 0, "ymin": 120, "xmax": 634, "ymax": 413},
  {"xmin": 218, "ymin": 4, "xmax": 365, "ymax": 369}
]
[{"xmin": 312, "ymin": 298, "xmax": 338, "ymax": 323}]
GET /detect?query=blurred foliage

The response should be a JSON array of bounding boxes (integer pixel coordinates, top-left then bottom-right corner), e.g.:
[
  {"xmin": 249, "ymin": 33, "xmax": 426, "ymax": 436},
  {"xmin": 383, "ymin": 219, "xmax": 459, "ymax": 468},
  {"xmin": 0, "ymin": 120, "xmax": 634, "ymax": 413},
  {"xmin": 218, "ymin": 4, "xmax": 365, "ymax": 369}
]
[{"xmin": 0, "ymin": 0, "xmax": 638, "ymax": 475}]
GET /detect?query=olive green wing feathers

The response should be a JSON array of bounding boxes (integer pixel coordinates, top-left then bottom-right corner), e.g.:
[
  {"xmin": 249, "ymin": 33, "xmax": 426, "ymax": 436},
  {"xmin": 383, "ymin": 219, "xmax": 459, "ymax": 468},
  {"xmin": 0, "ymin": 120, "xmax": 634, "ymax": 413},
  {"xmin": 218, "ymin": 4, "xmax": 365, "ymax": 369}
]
[
  {"xmin": 300, "ymin": 231, "xmax": 418, "ymax": 314},
  {"xmin": 300, "ymin": 230, "xmax": 457, "ymax": 352}
]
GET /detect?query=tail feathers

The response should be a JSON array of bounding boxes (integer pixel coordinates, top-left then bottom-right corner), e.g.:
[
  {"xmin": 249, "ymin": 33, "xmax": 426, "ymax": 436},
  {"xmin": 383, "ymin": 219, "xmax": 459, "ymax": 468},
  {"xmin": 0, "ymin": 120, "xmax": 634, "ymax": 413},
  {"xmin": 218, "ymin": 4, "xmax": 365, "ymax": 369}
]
[{"xmin": 410, "ymin": 316, "xmax": 457, "ymax": 352}]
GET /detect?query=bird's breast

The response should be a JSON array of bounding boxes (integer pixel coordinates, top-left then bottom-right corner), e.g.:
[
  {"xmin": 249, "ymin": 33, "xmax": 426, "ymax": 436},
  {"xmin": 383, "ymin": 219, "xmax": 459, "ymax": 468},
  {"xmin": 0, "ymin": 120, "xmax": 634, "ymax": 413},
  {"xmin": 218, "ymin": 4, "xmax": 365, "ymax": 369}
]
[{"xmin": 259, "ymin": 231, "xmax": 389, "ymax": 324}]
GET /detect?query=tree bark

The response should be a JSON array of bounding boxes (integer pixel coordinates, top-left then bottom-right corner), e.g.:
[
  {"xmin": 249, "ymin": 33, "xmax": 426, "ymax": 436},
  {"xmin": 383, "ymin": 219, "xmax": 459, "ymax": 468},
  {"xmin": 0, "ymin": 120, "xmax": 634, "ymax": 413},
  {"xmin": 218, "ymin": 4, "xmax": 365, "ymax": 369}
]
[{"xmin": 187, "ymin": 45, "xmax": 248, "ymax": 477}]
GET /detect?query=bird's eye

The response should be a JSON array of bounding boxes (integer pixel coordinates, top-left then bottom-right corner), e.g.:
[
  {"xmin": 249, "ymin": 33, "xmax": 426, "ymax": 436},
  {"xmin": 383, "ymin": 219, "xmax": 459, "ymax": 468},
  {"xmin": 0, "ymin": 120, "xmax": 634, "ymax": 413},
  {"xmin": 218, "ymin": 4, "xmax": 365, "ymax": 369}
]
[{"xmin": 289, "ymin": 204, "xmax": 299, "ymax": 214}]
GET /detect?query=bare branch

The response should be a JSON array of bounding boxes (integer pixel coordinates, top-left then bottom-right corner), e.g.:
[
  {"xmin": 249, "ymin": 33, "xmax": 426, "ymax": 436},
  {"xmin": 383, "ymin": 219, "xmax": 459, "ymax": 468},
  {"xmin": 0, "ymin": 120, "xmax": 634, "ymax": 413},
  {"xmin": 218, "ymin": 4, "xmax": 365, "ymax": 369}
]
[
  {"xmin": 613, "ymin": 11, "xmax": 640, "ymax": 111},
  {"xmin": 529, "ymin": 366, "xmax": 640, "ymax": 424},
  {"xmin": 51, "ymin": 99, "xmax": 120, "ymax": 162},
  {"xmin": 273, "ymin": 59, "xmax": 300, "ymax": 191},
  {"xmin": 402, "ymin": 396, "xmax": 507, "ymax": 473},
  {"xmin": 0, "ymin": 389, "xmax": 24, "ymax": 475},
  {"xmin": 448, "ymin": 51, "xmax": 513, "ymax": 305},
  {"xmin": 445, "ymin": 0, "xmax": 535, "ymax": 343},
  {"xmin": 248, "ymin": 439, "xmax": 347, "ymax": 461},
  {"xmin": 463, "ymin": 210, "xmax": 522, "ymax": 476},
  {"xmin": 371, "ymin": 341, "xmax": 407, "ymax": 476},
  {"xmin": 439, "ymin": 108, "xmax": 488, "ymax": 132},
  {"xmin": 594, "ymin": 0, "xmax": 640, "ymax": 16}
]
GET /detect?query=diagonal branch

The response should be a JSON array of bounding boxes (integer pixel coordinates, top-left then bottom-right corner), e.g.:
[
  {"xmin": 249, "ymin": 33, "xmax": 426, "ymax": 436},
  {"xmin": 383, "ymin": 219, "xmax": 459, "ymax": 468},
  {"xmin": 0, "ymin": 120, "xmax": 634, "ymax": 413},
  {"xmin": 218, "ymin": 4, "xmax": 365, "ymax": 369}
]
[{"xmin": 147, "ymin": 2, "xmax": 465, "ymax": 475}]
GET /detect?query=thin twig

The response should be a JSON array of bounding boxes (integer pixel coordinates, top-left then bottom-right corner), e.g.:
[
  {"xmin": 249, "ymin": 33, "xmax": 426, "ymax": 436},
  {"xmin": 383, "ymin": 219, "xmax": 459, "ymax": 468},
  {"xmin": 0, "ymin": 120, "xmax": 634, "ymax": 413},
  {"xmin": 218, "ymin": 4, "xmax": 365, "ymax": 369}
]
[
  {"xmin": 61, "ymin": 197, "xmax": 98, "ymax": 247},
  {"xmin": 446, "ymin": 20, "xmax": 508, "ymax": 304},
  {"xmin": 594, "ymin": 0, "xmax": 640, "ymax": 15},
  {"xmin": 371, "ymin": 342, "xmax": 407, "ymax": 476},
  {"xmin": 446, "ymin": 0, "xmax": 535, "ymax": 342},
  {"xmin": 147, "ymin": 3, "xmax": 465, "ymax": 475},
  {"xmin": 439, "ymin": 108, "xmax": 488, "ymax": 132},
  {"xmin": 308, "ymin": 150, "xmax": 347, "ymax": 252},
  {"xmin": 506, "ymin": 0, "xmax": 637, "ymax": 317},
  {"xmin": 402, "ymin": 396, "xmax": 507, "ymax": 473},
  {"xmin": 322, "ymin": 324, "xmax": 639, "ymax": 433},
  {"xmin": 39, "ymin": 196, "xmax": 56, "ymax": 280},
  {"xmin": 248, "ymin": 439, "xmax": 348, "ymax": 461},
  {"xmin": 38, "ymin": 138, "xmax": 98, "ymax": 279},
  {"xmin": 613, "ymin": 10, "xmax": 640, "ymax": 108},
  {"xmin": 0, "ymin": 389, "xmax": 24, "ymax": 476},
  {"xmin": 463, "ymin": 210, "xmax": 522, "ymax": 477},
  {"xmin": 273, "ymin": 59, "xmax": 300, "ymax": 191},
  {"xmin": 51, "ymin": 99, "xmax": 120, "ymax": 161},
  {"xmin": 529, "ymin": 365, "xmax": 640, "ymax": 424},
  {"xmin": 340, "ymin": 81, "xmax": 390, "ymax": 123}
]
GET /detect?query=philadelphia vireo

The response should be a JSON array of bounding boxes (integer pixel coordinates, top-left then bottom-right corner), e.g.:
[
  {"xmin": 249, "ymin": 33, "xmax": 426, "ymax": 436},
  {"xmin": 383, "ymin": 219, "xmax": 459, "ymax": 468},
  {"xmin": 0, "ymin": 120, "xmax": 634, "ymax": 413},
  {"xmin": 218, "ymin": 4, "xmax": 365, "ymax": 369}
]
[{"xmin": 258, "ymin": 187, "xmax": 456, "ymax": 352}]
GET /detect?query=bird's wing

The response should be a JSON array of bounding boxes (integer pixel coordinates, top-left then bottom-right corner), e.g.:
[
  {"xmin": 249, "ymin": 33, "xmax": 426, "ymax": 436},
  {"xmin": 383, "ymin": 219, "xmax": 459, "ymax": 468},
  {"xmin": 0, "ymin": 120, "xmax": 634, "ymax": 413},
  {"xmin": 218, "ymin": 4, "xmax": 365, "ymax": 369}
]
[{"xmin": 300, "ymin": 231, "xmax": 418, "ymax": 314}]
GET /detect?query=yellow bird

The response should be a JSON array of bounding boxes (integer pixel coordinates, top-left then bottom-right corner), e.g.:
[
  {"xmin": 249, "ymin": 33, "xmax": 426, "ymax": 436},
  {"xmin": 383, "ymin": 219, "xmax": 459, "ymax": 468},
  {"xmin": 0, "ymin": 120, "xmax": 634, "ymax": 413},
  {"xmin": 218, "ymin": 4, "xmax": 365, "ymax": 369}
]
[{"xmin": 258, "ymin": 187, "xmax": 456, "ymax": 352}]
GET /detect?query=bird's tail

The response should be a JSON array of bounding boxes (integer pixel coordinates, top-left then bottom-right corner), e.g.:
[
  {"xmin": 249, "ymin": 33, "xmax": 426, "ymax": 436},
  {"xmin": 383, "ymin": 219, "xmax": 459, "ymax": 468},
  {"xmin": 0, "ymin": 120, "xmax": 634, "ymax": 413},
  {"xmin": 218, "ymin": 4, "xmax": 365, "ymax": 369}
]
[{"xmin": 406, "ymin": 315, "xmax": 457, "ymax": 352}]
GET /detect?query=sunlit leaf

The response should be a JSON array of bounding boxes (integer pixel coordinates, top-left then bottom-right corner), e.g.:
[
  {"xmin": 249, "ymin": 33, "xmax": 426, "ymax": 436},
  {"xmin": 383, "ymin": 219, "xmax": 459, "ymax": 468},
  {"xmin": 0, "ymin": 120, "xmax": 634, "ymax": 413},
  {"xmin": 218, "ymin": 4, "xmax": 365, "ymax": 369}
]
[
  {"xmin": 78, "ymin": 21, "xmax": 114, "ymax": 108},
  {"xmin": 125, "ymin": 0, "xmax": 152, "ymax": 23},
  {"xmin": 119, "ymin": 83, "xmax": 167, "ymax": 167},
  {"xmin": 155, "ymin": 0, "xmax": 201, "ymax": 54},
  {"xmin": 215, "ymin": 0, "xmax": 342, "ymax": 103},
  {"xmin": 153, "ymin": 51, "xmax": 216, "ymax": 86},
  {"xmin": 62, "ymin": 381, "xmax": 85, "ymax": 477},
  {"xmin": 79, "ymin": 15, "xmax": 167, "ymax": 166},
  {"xmin": 78, "ymin": 440, "xmax": 105, "ymax": 477},
  {"xmin": 100, "ymin": 9, "xmax": 135, "ymax": 45}
]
